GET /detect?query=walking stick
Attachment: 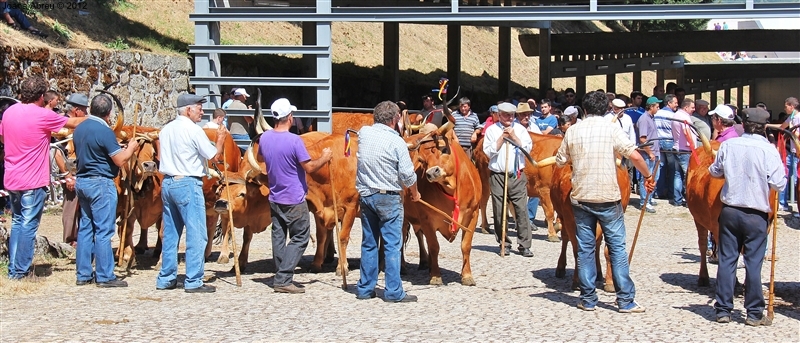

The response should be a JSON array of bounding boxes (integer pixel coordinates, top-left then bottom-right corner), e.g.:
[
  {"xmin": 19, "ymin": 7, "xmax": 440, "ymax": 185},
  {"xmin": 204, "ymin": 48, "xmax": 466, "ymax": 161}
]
[
  {"xmin": 500, "ymin": 144, "xmax": 511, "ymax": 257},
  {"xmin": 629, "ymin": 157, "xmax": 660, "ymax": 264},
  {"xmin": 328, "ymin": 161, "xmax": 347, "ymax": 290},
  {"xmin": 117, "ymin": 104, "xmax": 139, "ymax": 266},
  {"xmin": 223, "ymin": 148, "xmax": 242, "ymax": 287},
  {"xmin": 767, "ymin": 195, "xmax": 779, "ymax": 320},
  {"xmin": 416, "ymin": 199, "xmax": 471, "ymax": 232}
]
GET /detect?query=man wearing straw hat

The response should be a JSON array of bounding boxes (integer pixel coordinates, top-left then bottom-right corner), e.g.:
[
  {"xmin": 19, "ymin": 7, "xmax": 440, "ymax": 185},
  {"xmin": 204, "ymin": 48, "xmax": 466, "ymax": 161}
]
[
  {"xmin": 555, "ymin": 91, "xmax": 655, "ymax": 313},
  {"xmin": 482, "ymin": 102, "xmax": 533, "ymax": 257},
  {"xmin": 709, "ymin": 108, "xmax": 785, "ymax": 326}
]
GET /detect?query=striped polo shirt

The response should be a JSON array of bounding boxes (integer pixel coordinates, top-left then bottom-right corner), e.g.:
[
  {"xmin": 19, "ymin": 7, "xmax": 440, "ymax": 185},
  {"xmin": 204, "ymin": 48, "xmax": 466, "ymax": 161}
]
[{"xmin": 453, "ymin": 111, "xmax": 481, "ymax": 147}]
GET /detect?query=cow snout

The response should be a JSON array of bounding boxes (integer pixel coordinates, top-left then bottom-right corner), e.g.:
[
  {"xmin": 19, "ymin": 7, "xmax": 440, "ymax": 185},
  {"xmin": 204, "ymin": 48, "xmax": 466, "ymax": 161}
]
[
  {"xmin": 425, "ymin": 166, "xmax": 444, "ymax": 182},
  {"xmin": 214, "ymin": 199, "xmax": 229, "ymax": 213},
  {"xmin": 142, "ymin": 161, "xmax": 157, "ymax": 173}
]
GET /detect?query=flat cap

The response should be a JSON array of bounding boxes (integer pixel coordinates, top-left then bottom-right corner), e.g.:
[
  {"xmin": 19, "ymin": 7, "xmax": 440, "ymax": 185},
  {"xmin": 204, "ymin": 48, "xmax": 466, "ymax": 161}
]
[
  {"xmin": 177, "ymin": 93, "xmax": 207, "ymax": 108},
  {"xmin": 742, "ymin": 107, "xmax": 770, "ymax": 124},
  {"xmin": 66, "ymin": 94, "xmax": 89, "ymax": 107}
]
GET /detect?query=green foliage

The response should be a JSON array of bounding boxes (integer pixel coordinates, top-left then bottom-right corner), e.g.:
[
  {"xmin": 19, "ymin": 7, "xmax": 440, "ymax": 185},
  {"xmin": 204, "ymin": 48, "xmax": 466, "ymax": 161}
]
[
  {"xmin": 14, "ymin": 0, "xmax": 40, "ymax": 17},
  {"xmin": 51, "ymin": 20, "xmax": 72, "ymax": 40},
  {"xmin": 618, "ymin": 0, "xmax": 712, "ymax": 32},
  {"xmin": 105, "ymin": 37, "xmax": 130, "ymax": 50}
]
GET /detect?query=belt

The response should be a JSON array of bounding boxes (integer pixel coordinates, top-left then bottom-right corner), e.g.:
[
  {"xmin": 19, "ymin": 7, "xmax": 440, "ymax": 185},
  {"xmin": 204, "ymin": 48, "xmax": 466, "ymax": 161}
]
[
  {"xmin": 377, "ymin": 190, "xmax": 399, "ymax": 195},
  {"xmin": 166, "ymin": 175, "xmax": 202, "ymax": 180},
  {"xmin": 577, "ymin": 200, "xmax": 619, "ymax": 208}
]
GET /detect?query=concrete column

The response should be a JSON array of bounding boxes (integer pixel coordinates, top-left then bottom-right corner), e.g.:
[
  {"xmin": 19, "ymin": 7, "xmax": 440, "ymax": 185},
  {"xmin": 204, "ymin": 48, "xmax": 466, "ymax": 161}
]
[
  {"xmin": 383, "ymin": 23, "xmax": 400, "ymax": 102},
  {"xmin": 737, "ymin": 85, "xmax": 744, "ymax": 110},
  {"xmin": 576, "ymin": 56, "xmax": 586, "ymax": 97},
  {"xmin": 748, "ymin": 84, "xmax": 756, "ymax": 108},
  {"xmin": 656, "ymin": 70, "xmax": 665, "ymax": 89},
  {"xmin": 498, "ymin": 26, "xmax": 511, "ymax": 98},
  {"xmin": 316, "ymin": 0, "xmax": 332, "ymax": 133},
  {"xmin": 632, "ymin": 71, "xmax": 642, "ymax": 93},
  {"xmin": 710, "ymin": 90, "xmax": 718, "ymax": 108},
  {"xmin": 194, "ymin": 1, "xmax": 212, "ymax": 114},
  {"xmin": 447, "ymin": 25, "xmax": 461, "ymax": 95},
  {"xmin": 302, "ymin": 22, "xmax": 317, "ymax": 110},
  {"xmin": 538, "ymin": 27, "xmax": 551, "ymax": 95},
  {"xmin": 723, "ymin": 85, "xmax": 732, "ymax": 105},
  {"xmin": 606, "ymin": 73, "xmax": 616, "ymax": 93}
]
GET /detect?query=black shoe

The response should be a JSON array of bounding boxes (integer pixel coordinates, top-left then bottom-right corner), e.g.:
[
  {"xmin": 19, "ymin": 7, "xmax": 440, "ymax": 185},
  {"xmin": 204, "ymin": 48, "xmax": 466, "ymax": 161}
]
[
  {"xmin": 356, "ymin": 291, "xmax": 377, "ymax": 300},
  {"xmin": 519, "ymin": 248, "xmax": 534, "ymax": 258},
  {"xmin": 156, "ymin": 281, "xmax": 182, "ymax": 290},
  {"xmin": 76, "ymin": 279, "xmax": 94, "ymax": 286},
  {"xmin": 383, "ymin": 294, "xmax": 418, "ymax": 303},
  {"xmin": 185, "ymin": 284, "xmax": 216, "ymax": 293},
  {"xmin": 96, "ymin": 279, "xmax": 128, "ymax": 288}
]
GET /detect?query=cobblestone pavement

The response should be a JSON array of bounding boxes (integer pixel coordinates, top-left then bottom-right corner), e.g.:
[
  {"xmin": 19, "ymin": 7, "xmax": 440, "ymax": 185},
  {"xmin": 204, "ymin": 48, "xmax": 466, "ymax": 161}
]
[{"xmin": 1, "ymin": 196, "xmax": 798, "ymax": 342}]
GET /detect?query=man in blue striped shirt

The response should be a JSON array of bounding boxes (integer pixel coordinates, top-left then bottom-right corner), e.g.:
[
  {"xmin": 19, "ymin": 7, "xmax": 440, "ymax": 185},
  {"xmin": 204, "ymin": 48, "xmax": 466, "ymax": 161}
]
[
  {"xmin": 355, "ymin": 101, "xmax": 421, "ymax": 303},
  {"xmin": 453, "ymin": 97, "xmax": 482, "ymax": 160},
  {"xmin": 709, "ymin": 108, "xmax": 785, "ymax": 326}
]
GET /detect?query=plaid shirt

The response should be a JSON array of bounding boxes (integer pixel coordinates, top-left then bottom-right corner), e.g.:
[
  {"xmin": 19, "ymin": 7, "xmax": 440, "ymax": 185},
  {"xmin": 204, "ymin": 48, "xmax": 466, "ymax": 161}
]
[
  {"xmin": 355, "ymin": 123, "xmax": 417, "ymax": 197},
  {"xmin": 555, "ymin": 116, "xmax": 637, "ymax": 203}
]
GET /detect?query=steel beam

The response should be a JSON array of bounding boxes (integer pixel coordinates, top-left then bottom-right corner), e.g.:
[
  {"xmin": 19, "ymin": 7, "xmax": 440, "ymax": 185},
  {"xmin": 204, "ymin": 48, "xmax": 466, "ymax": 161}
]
[
  {"xmin": 190, "ymin": 76, "xmax": 329, "ymax": 87},
  {"xmin": 204, "ymin": 108, "xmax": 330, "ymax": 119},
  {"xmin": 189, "ymin": 45, "xmax": 330, "ymax": 55},
  {"xmin": 315, "ymin": 0, "xmax": 333, "ymax": 133}
]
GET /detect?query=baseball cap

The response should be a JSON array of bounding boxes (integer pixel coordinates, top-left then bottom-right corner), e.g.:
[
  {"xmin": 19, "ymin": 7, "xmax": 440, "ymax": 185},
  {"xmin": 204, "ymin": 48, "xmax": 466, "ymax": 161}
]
[
  {"xmin": 742, "ymin": 107, "xmax": 770, "ymax": 124},
  {"xmin": 66, "ymin": 93, "xmax": 89, "ymax": 107},
  {"xmin": 177, "ymin": 93, "xmax": 207, "ymax": 108},
  {"xmin": 611, "ymin": 98, "xmax": 626, "ymax": 108},
  {"xmin": 497, "ymin": 102, "xmax": 516, "ymax": 114},
  {"xmin": 234, "ymin": 88, "xmax": 250, "ymax": 97},
  {"xmin": 709, "ymin": 104, "xmax": 734, "ymax": 120},
  {"xmin": 489, "ymin": 105, "xmax": 498, "ymax": 113},
  {"xmin": 564, "ymin": 106, "xmax": 579, "ymax": 116},
  {"xmin": 645, "ymin": 96, "xmax": 662, "ymax": 106},
  {"xmin": 270, "ymin": 98, "xmax": 297, "ymax": 119}
]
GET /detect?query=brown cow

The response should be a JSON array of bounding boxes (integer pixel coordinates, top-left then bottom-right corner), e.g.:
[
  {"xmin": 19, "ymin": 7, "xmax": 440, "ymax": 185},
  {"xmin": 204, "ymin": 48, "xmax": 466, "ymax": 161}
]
[
  {"xmin": 201, "ymin": 128, "xmax": 243, "ymax": 264},
  {"xmin": 474, "ymin": 133, "xmax": 563, "ymax": 241},
  {"xmin": 331, "ymin": 112, "xmax": 374, "ymax": 135},
  {"xmin": 402, "ymin": 124, "xmax": 481, "ymax": 286},
  {"xmin": 551, "ymin": 162, "xmax": 630, "ymax": 292}
]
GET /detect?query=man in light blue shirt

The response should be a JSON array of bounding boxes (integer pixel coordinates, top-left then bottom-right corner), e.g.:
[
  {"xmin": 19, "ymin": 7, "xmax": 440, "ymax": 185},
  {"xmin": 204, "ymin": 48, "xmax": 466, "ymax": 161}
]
[{"xmin": 709, "ymin": 108, "xmax": 785, "ymax": 327}]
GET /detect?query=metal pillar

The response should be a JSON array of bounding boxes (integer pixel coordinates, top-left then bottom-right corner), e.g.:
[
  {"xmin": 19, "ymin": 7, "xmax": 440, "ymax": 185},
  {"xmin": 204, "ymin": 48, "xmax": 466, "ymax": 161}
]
[
  {"xmin": 383, "ymin": 22, "xmax": 400, "ymax": 101},
  {"xmin": 302, "ymin": 22, "xmax": 317, "ymax": 110},
  {"xmin": 576, "ymin": 55, "xmax": 586, "ymax": 97},
  {"xmin": 656, "ymin": 69, "xmax": 665, "ymax": 90},
  {"xmin": 498, "ymin": 26, "xmax": 511, "ymax": 98},
  {"xmin": 710, "ymin": 90, "xmax": 718, "ymax": 108},
  {"xmin": 748, "ymin": 84, "xmax": 756, "ymax": 108},
  {"xmin": 447, "ymin": 24, "xmax": 461, "ymax": 94},
  {"xmin": 538, "ymin": 27, "xmax": 551, "ymax": 94},
  {"xmin": 194, "ymin": 0, "xmax": 213, "ymax": 112},
  {"xmin": 606, "ymin": 73, "xmax": 616, "ymax": 93},
  {"xmin": 632, "ymin": 71, "xmax": 642, "ymax": 93},
  {"xmin": 723, "ymin": 86, "xmax": 732, "ymax": 105},
  {"xmin": 737, "ymin": 85, "xmax": 744, "ymax": 110},
  {"xmin": 316, "ymin": 0, "xmax": 333, "ymax": 133}
]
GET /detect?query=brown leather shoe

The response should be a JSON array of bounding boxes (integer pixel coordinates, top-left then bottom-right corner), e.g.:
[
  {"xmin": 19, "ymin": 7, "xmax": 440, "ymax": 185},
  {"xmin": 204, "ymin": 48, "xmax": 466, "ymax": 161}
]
[{"xmin": 274, "ymin": 284, "xmax": 305, "ymax": 294}]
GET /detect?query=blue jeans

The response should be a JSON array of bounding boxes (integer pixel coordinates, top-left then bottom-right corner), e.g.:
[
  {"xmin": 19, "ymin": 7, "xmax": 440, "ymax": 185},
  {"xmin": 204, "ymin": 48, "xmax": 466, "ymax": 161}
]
[
  {"xmin": 673, "ymin": 153, "xmax": 690, "ymax": 204},
  {"xmin": 7, "ymin": 187, "xmax": 46, "ymax": 279},
  {"xmin": 5, "ymin": 7, "xmax": 32, "ymax": 30},
  {"xmin": 656, "ymin": 140, "xmax": 674, "ymax": 198},
  {"xmin": 527, "ymin": 196, "xmax": 539, "ymax": 222},
  {"xmin": 638, "ymin": 156, "xmax": 657, "ymax": 207},
  {"xmin": 75, "ymin": 177, "xmax": 118, "ymax": 283},
  {"xmin": 572, "ymin": 201, "xmax": 636, "ymax": 309},
  {"xmin": 158, "ymin": 176, "xmax": 208, "ymax": 290},
  {"xmin": 779, "ymin": 153, "xmax": 797, "ymax": 208},
  {"xmin": 357, "ymin": 193, "xmax": 406, "ymax": 301}
]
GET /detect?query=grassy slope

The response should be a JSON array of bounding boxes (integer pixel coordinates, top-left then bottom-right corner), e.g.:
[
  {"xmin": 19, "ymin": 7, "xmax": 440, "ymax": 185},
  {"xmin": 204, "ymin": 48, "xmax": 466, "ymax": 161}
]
[{"xmin": 0, "ymin": 0, "xmax": 727, "ymax": 101}]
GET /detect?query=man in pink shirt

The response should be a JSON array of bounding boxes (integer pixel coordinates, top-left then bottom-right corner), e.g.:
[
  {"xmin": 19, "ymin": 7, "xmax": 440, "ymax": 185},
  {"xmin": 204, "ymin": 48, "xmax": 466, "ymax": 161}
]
[
  {"xmin": 670, "ymin": 98, "xmax": 697, "ymax": 207},
  {"xmin": 0, "ymin": 76, "xmax": 85, "ymax": 280}
]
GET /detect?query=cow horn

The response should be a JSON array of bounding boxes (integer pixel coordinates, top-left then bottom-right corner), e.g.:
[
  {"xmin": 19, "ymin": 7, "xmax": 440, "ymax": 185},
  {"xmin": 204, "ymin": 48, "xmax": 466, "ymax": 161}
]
[
  {"xmin": 407, "ymin": 140, "xmax": 421, "ymax": 151},
  {"xmin": 146, "ymin": 131, "xmax": 159, "ymax": 140},
  {"xmin": 254, "ymin": 88, "xmax": 272, "ymax": 134},
  {"xmin": 246, "ymin": 146, "xmax": 262, "ymax": 173},
  {"xmin": 112, "ymin": 112, "xmax": 124, "ymax": 137},
  {"xmin": 207, "ymin": 169, "xmax": 221, "ymax": 179},
  {"xmin": 436, "ymin": 121, "xmax": 454, "ymax": 135},
  {"xmin": 51, "ymin": 128, "xmax": 71, "ymax": 139},
  {"xmin": 698, "ymin": 131, "xmax": 713, "ymax": 155},
  {"xmin": 532, "ymin": 156, "xmax": 556, "ymax": 168},
  {"xmin": 407, "ymin": 122, "xmax": 425, "ymax": 132}
]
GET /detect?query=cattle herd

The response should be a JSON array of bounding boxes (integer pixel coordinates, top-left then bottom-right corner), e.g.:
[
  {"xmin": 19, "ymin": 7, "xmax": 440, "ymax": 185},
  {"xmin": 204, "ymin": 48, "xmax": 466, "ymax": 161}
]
[{"xmin": 47, "ymin": 100, "xmax": 798, "ymax": 294}]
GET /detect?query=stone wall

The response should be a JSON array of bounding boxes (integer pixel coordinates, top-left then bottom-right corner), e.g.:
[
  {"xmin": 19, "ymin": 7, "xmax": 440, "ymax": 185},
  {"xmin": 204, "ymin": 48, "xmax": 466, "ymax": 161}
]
[{"xmin": 0, "ymin": 47, "xmax": 192, "ymax": 128}]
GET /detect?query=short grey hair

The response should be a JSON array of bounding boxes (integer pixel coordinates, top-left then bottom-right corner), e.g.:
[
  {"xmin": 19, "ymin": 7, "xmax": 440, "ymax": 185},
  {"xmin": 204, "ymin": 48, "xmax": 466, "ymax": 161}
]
[
  {"xmin": 177, "ymin": 105, "xmax": 190, "ymax": 117},
  {"xmin": 373, "ymin": 101, "xmax": 399, "ymax": 125},
  {"xmin": 90, "ymin": 94, "xmax": 113, "ymax": 118}
]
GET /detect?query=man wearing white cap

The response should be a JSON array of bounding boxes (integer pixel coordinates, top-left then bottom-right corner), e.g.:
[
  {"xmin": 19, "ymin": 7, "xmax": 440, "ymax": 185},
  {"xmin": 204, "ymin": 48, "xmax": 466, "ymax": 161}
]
[
  {"xmin": 226, "ymin": 88, "xmax": 253, "ymax": 142},
  {"xmin": 710, "ymin": 105, "xmax": 739, "ymax": 143},
  {"xmin": 157, "ymin": 93, "xmax": 228, "ymax": 293},
  {"xmin": 564, "ymin": 105, "xmax": 582, "ymax": 125},
  {"xmin": 605, "ymin": 98, "xmax": 636, "ymax": 144},
  {"xmin": 259, "ymin": 98, "xmax": 332, "ymax": 294}
]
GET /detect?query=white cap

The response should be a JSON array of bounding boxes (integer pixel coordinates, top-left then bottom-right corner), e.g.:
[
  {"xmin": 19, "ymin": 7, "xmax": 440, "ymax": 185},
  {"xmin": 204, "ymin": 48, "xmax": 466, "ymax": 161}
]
[
  {"xmin": 611, "ymin": 98, "xmax": 626, "ymax": 108},
  {"xmin": 709, "ymin": 104, "xmax": 734, "ymax": 120},
  {"xmin": 234, "ymin": 88, "xmax": 250, "ymax": 97},
  {"xmin": 270, "ymin": 98, "xmax": 297, "ymax": 119},
  {"xmin": 497, "ymin": 102, "xmax": 516, "ymax": 114},
  {"xmin": 564, "ymin": 106, "xmax": 579, "ymax": 116}
]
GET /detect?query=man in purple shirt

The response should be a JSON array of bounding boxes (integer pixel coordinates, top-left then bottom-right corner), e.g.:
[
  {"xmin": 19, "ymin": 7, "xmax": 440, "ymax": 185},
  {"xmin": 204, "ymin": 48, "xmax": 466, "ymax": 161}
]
[
  {"xmin": 259, "ymin": 98, "xmax": 331, "ymax": 294},
  {"xmin": 710, "ymin": 105, "xmax": 740, "ymax": 143}
]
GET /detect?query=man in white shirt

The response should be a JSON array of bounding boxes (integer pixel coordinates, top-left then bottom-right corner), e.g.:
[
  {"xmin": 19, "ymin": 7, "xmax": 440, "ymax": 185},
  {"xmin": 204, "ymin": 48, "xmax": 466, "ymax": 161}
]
[
  {"xmin": 203, "ymin": 108, "xmax": 226, "ymax": 129},
  {"xmin": 157, "ymin": 94, "xmax": 227, "ymax": 293},
  {"xmin": 482, "ymin": 102, "xmax": 534, "ymax": 257},
  {"xmin": 605, "ymin": 99, "xmax": 637, "ymax": 144}
]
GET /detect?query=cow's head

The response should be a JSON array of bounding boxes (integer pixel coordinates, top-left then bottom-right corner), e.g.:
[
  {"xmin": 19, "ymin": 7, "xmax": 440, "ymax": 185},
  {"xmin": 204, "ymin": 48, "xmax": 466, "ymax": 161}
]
[
  {"xmin": 213, "ymin": 170, "xmax": 269, "ymax": 217},
  {"xmin": 120, "ymin": 130, "xmax": 160, "ymax": 192},
  {"xmin": 406, "ymin": 122, "xmax": 459, "ymax": 188}
]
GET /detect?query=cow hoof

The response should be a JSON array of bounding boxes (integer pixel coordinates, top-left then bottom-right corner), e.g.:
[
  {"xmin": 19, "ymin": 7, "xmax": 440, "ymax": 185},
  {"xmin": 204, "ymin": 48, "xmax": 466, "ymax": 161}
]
[
  {"xmin": 335, "ymin": 264, "xmax": 349, "ymax": 276},
  {"xmin": 461, "ymin": 276, "xmax": 476, "ymax": 286},
  {"xmin": 555, "ymin": 269, "xmax": 566, "ymax": 278},
  {"xmin": 698, "ymin": 278, "xmax": 710, "ymax": 287},
  {"xmin": 429, "ymin": 276, "xmax": 443, "ymax": 286},
  {"xmin": 547, "ymin": 235, "xmax": 560, "ymax": 243},
  {"xmin": 217, "ymin": 255, "xmax": 229, "ymax": 264},
  {"xmin": 309, "ymin": 264, "xmax": 323, "ymax": 274},
  {"xmin": 554, "ymin": 222, "xmax": 562, "ymax": 233},
  {"xmin": 324, "ymin": 256, "xmax": 335, "ymax": 264},
  {"xmin": 604, "ymin": 284, "xmax": 615, "ymax": 293}
]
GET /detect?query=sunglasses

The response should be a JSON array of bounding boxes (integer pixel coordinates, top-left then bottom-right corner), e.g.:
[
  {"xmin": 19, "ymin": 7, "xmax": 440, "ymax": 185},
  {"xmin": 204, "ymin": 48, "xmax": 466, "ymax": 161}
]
[{"xmin": 566, "ymin": 94, "xmax": 575, "ymax": 98}]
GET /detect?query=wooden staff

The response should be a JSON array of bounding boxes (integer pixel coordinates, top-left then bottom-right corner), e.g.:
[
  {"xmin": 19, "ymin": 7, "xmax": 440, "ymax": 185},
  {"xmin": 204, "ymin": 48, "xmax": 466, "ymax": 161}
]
[
  {"xmin": 223, "ymin": 148, "xmax": 242, "ymax": 286},
  {"xmin": 500, "ymin": 144, "xmax": 511, "ymax": 257},
  {"xmin": 328, "ymin": 161, "xmax": 347, "ymax": 290},
  {"xmin": 416, "ymin": 199, "xmax": 471, "ymax": 232},
  {"xmin": 629, "ymin": 157, "xmax": 660, "ymax": 264},
  {"xmin": 767, "ymin": 194, "xmax": 779, "ymax": 320},
  {"xmin": 117, "ymin": 104, "xmax": 139, "ymax": 266}
]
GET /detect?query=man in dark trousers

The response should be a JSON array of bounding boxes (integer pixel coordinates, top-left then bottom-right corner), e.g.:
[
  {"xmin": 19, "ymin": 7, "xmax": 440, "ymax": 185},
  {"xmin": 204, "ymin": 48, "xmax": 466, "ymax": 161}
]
[
  {"xmin": 260, "ymin": 98, "xmax": 331, "ymax": 294},
  {"xmin": 710, "ymin": 108, "xmax": 785, "ymax": 326}
]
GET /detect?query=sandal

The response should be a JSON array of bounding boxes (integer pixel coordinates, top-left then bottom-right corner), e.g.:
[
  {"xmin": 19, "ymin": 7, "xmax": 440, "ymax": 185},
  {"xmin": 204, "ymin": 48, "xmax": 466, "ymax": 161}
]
[{"xmin": 28, "ymin": 29, "xmax": 48, "ymax": 39}]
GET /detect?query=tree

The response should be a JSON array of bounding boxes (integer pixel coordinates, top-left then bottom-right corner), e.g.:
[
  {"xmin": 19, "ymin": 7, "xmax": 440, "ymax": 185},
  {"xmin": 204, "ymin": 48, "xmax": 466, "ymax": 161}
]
[{"xmin": 619, "ymin": 0, "xmax": 712, "ymax": 32}]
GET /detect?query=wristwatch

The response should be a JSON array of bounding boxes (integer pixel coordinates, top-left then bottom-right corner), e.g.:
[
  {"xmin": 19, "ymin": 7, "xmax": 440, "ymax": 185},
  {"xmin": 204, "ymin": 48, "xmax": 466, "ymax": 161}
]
[{"xmin": 644, "ymin": 174, "xmax": 654, "ymax": 180}]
